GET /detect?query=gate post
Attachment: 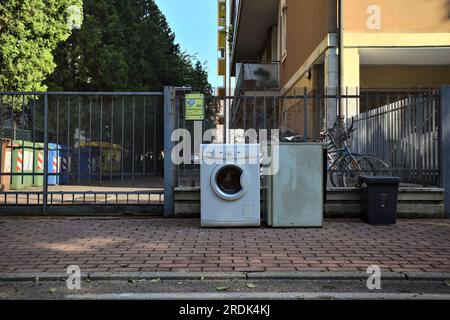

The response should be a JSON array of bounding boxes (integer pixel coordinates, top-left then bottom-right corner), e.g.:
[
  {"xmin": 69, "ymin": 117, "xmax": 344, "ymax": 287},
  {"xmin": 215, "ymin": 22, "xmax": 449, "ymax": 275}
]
[
  {"xmin": 43, "ymin": 93, "xmax": 49, "ymax": 214},
  {"xmin": 164, "ymin": 87, "xmax": 175, "ymax": 217},
  {"xmin": 440, "ymin": 86, "xmax": 450, "ymax": 218}
]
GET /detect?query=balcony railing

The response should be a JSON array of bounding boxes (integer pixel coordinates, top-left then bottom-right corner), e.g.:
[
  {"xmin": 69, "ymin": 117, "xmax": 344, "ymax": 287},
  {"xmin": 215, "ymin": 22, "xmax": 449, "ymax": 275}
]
[{"xmin": 235, "ymin": 62, "xmax": 279, "ymax": 95}]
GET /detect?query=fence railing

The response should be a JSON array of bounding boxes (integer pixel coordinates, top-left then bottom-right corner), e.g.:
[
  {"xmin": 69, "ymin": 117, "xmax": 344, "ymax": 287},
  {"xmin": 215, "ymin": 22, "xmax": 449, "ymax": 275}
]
[
  {"xmin": 0, "ymin": 92, "xmax": 165, "ymax": 209},
  {"xmin": 353, "ymin": 89, "xmax": 441, "ymax": 187},
  {"xmin": 227, "ymin": 88, "xmax": 442, "ymax": 187}
]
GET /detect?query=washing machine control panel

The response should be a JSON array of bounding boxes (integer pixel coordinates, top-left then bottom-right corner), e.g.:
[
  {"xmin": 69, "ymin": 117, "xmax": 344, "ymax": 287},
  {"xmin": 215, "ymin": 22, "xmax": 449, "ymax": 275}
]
[{"xmin": 201, "ymin": 144, "xmax": 259, "ymax": 162}]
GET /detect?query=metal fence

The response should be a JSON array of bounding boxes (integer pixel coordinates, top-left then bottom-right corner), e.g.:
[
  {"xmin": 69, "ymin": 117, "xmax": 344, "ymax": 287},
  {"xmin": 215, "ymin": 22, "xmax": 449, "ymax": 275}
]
[
  {"xmin": 173, "ymin": 90, "xmax": 326, "ymax": 187},
  {"xmin": 229, "ymin": 90, "xmax": 325, "ymax": 143},
  {"xmin": 3, "ymin": 88, "xmax": 439, "ymax": 208},
  {"xmin": 173, "ymin": 94, "xmax": 222, "ymax": 187},
  {"xmin": 353, "ymin": 89, "xmax": 441, "ymax": 187},
  {"xmin": 0, "ymin": 92, "xmax": 165, "ymax": 212},
  {"xmin": 226, "ymin": 88, "xmax": 443, "ymax": 187}
]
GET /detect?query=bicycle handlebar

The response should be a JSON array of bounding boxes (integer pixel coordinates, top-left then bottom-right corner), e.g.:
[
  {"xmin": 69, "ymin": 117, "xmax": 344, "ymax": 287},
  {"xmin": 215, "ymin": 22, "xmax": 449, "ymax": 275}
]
[{"xmin": 317, "ymin": 119, "xmax": 357, "ymax": 145}]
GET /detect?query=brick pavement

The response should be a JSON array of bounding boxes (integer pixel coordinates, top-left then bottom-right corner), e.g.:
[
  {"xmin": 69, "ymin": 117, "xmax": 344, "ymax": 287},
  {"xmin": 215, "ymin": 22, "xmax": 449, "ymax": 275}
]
[{"xmin": 0, "ymin": 218, "xmax": 449, "ymax": 273}]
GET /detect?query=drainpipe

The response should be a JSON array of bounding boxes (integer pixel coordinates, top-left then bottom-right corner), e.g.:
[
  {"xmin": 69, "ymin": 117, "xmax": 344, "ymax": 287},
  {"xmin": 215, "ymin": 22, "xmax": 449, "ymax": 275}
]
[
  {"xmin": 338, "ymin": 0, "xmax": 344, "ymax": 123},
  {"xmin": 336, "ymin": 0, "xmax": 345, "ymax": 146}
]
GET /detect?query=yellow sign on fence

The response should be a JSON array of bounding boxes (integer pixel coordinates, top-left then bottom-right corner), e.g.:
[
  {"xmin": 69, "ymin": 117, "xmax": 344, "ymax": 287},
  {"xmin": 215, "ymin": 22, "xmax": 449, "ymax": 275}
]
[{"xmin": 185, "ymin": 94, "xmax": 204, "ymax": 120}]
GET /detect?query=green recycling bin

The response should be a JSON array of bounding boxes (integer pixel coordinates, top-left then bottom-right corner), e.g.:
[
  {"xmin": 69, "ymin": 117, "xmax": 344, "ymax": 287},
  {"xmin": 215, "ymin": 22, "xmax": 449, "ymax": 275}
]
[
  {"xmin": 10, "ymin": 140, "xmax": 34, "ymax": 190},
  {"xmin": 32, "ymin": 142, "xmax": 45, "ymax": 187}
]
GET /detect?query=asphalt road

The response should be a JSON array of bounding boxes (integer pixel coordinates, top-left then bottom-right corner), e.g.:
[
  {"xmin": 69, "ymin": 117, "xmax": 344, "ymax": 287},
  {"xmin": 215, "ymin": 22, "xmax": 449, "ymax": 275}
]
[{"xmin": 1, "ymin": 278, "xmax": 449, "ymax": 300}]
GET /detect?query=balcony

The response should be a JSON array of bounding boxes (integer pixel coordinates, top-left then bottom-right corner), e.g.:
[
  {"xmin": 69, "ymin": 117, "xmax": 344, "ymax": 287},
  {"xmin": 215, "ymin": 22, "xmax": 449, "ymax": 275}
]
[
  {"xmin": 231, "ymin": 0, "xmax": 279, "ymax": 74},
  {"xmin": 234, "ymin": 62, "xmax": 279, "ymax": 95}
]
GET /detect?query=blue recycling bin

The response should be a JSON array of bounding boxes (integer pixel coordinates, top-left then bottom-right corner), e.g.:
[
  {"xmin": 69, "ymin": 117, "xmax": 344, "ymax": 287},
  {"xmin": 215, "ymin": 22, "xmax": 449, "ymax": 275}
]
[
  {"xmin": 47, "ymin": 143, "xmax": 60, "ymax": 185},
  {"xmin": 68, "ymin": 146, "xmax": 101, "ymax": 182}
]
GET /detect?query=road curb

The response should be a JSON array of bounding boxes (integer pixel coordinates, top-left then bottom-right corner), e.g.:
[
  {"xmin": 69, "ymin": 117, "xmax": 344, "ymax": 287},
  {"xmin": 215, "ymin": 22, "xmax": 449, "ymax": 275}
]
[
  {"xmin": 65, "ymin": 292, "xmax": 450, "ymax": 301},
  {"xmin": 0, "ymin": 272, "xmax": 247, "ymax": 282},
  {"xmin": 246, "ymin": 271, "xmax": 409, "ymax": 280},
  {"xmin": 1, "ymin": 271, "xmax": 449, "ymax": 282},
  {"xmin": 404, "ymin": 272, "xmax": 450, "ymax": 280},
  {"xmin": 87, "ymin": 272, "xmax": 247, "ymax": 281}
]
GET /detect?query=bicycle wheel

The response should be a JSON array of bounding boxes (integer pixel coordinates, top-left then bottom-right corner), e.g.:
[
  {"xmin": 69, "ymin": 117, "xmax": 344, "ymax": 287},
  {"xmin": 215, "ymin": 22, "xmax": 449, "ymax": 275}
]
[
  {"xmin": 330, "ymin": 160, "xmax": 346, "ymax": 188},
  {"xmin": 327, "ymin": 151, "xmax": 346, "ymax": 188},
  {"xmin": 359, "ymin": 155, "xmax": 390, "ymax": 176},
  {"xmin": 342, "ymin": 156, "xmax": 372, "ymax": 188}
]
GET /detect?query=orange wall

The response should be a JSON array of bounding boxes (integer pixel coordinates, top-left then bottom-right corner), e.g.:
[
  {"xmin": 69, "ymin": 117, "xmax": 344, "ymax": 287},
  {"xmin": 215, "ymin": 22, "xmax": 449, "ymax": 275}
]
[
  {"xmin": 280, "ymin": 0, "xmax": 337, "ymax": 88},
  {"xmin": 344, "ymin": 0, "xmax": 450, "ymax": 33},
  {"xmin": 361, "ymin": 65, "xmax": 450, "ymax": 88}
]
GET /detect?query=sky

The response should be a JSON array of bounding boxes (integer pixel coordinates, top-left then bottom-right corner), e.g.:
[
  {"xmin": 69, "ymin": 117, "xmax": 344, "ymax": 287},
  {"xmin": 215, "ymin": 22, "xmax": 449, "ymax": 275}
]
[{"xmin": 155, "ymin": 0, "xmax": 218, "ymax": 89}]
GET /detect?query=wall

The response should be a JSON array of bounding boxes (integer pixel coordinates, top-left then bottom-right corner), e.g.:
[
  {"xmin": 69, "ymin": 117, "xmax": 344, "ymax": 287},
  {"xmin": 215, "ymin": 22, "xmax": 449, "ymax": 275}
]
[
  {"xmin": 280, "ymin": 0, "xmax": 337, "ymax": 88},
  {"xmin": 344, "ymin": 0, "xmax": 450, "ymax": 33},
  {"xmin": 260, "ymin": 26, "xmax": 278, "ymax": 62},
  {"xmin": 281, "ymin": 68, "xmax": 324, "ymax": 140},
  {"xmin": 279, "ymin": 0, "xmax": 450, "ymax": 90},
  {"xmin": 361, "ymin": 65, "xmax": 450, "ymax": 88}
]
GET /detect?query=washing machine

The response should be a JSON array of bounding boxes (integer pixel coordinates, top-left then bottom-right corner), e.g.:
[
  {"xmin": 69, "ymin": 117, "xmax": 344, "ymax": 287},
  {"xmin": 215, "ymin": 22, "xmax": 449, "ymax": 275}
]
[{"xmin": 200, "ymin": 144, "xmax": 260, "ymax": 227}]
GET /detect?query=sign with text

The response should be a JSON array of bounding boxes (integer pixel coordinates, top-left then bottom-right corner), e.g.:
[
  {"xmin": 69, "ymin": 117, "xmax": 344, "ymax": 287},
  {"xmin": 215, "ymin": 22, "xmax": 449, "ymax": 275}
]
[{"xmin": 185, "ymin": 94, "xmax": 204, "ymax": 121}]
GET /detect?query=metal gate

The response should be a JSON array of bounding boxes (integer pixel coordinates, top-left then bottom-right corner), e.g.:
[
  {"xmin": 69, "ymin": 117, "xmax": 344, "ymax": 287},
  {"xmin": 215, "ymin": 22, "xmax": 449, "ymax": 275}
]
[
  {"xmin": 0, "ymin": 92, "xmax": 164, "ymax": 214},
  {"xmin": 173, "ymin": 93, "xmax": 222, "ymax": 187}
]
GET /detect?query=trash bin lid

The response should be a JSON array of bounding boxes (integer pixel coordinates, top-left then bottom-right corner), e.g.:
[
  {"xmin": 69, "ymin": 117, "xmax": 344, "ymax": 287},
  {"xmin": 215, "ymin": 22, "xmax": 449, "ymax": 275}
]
[{"xmin": 358, "ymin": 176, "xmax": 400, "ymax": 184}]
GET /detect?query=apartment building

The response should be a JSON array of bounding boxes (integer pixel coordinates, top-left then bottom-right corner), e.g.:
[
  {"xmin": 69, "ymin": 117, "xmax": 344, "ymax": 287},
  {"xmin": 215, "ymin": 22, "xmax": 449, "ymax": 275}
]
[{"xmin": 230, "ymin": 0, "xmax": 450, "ymax": 131}]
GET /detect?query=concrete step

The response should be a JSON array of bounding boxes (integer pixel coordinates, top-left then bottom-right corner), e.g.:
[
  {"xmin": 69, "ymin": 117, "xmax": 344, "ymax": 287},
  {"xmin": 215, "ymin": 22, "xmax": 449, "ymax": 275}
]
[{"xmin": 174, "ymin": 187, "xmax": 445, "ymax": 218}]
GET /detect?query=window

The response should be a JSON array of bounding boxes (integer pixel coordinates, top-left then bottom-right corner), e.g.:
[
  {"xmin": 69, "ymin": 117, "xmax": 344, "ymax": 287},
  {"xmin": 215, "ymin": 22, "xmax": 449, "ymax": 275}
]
[
  {"xmin": 281, "ymin": 0, "xmax": 287, "ymax": 62},
  {"xmin": 218, "ymin": 48, "xmax": 225, "ymax": 59}
]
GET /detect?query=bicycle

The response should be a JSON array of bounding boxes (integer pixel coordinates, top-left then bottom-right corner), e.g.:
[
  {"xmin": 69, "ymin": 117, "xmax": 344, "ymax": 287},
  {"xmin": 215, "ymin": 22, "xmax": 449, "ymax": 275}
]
[{"xmin": 317, "ymin": 120, "xmax": 390, "ymax": 188}]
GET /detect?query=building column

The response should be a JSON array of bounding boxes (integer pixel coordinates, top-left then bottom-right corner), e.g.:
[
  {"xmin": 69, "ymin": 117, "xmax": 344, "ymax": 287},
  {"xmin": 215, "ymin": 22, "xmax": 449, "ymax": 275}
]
[
  {"xmin": 324, "ymin": 47, "xmax": 339, "ymax": 128},
  {"xmin": 342, "ymin": 48, "xmax": 360, "ymax": 119}
]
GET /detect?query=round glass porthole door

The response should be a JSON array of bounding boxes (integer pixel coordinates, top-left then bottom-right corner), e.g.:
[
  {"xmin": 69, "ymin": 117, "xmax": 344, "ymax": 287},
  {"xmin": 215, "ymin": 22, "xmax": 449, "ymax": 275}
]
[{"xmin": 211, "ymin": 164, "xmax": 249, "ymax": 201}]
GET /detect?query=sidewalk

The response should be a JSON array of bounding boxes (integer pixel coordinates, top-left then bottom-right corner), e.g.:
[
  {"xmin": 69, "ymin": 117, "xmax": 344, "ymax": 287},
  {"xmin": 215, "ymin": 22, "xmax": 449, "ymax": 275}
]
[{"xmin": 0, "ymin": 218, "xmax": 449, "ymax": 274}]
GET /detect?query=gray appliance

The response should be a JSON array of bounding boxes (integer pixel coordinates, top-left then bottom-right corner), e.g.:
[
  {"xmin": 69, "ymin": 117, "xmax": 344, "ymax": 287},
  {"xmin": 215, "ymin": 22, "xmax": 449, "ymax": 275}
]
[{"xmin": 263, "ymin": 143, "xmax": 325, "ymax": 227}]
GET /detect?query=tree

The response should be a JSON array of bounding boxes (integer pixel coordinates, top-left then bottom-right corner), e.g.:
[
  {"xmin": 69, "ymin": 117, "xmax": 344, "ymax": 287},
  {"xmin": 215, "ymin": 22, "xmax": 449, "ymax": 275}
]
[
  {"xmin": 0, "ymin": 0, "xmax": 83, "ymax": 92},
  {"xmin": 44, "ymin": 0, "xmax": 216, "ymax": 169},
  {"xmin": 46, "ymin": 0, "xmax": 212, "ymax": 95}
]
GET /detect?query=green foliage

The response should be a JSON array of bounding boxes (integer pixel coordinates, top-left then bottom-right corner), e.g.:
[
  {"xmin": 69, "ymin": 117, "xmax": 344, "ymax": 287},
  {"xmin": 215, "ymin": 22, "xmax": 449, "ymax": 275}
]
[
  {"xmin": 46, "ymin": 0, "xmax": 212, "ymax": 95},
  {"xmin": 0, "ymin": 0, "xmax": 83, "ymax": 92}
]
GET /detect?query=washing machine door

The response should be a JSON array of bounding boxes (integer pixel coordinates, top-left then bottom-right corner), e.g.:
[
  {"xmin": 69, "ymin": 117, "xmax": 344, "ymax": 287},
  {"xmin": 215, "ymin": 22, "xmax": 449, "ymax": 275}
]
[{"xmin": 211, "ymin": 164, "xmax": 249, "ymax": 201}]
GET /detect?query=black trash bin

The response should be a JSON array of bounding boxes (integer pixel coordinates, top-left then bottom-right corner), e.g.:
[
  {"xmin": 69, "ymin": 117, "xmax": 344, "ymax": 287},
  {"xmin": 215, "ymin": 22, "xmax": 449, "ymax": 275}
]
[{"xmin": 358, "ymin": 176, "xmax": 400, "ymax": 225}]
